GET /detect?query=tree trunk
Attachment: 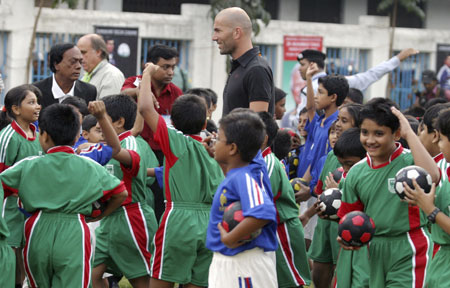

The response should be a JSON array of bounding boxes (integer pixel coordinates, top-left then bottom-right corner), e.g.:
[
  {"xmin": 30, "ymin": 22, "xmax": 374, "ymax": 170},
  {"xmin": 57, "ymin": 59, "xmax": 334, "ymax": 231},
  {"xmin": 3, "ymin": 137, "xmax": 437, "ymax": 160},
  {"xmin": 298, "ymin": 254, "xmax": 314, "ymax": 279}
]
[
  {"xmin": 26, "ymin": 0, "xmax": 44, "ymax": 83},
  {"xmin": 386, "ymin": 0, "xmax": 398, "ymax": 98}
]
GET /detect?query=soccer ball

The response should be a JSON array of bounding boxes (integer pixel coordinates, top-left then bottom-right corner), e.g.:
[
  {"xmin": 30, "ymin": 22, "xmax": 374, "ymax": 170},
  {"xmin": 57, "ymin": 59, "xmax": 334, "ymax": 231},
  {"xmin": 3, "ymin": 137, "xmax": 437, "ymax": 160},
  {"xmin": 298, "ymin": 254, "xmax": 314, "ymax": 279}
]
[
  {"xmin": 332, "ymin": 167, "xmax": 344, "ymax": 183},
  {"xmin": 394, "ymin": 165, "xmax": 432, "ymax": 199},
  {"xmin": 318, "ymin": 188, "xmax": 342, "ymax": 219},
  {"xmin": 290, "ymin": 177, "xmax": 308, "ymax": 193},
  {"xmin": 338, "ymin": 211, "xmax": 375, "ymax": 247},
  {"xmin": 222, "ymin": 201, "xmax": 261, "ymax": 242}
]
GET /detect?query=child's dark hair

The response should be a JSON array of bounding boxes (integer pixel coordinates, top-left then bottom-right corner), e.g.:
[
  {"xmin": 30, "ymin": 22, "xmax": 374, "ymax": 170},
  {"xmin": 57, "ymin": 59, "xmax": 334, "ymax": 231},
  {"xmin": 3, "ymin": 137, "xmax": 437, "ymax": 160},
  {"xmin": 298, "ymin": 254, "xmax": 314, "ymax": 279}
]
[
  {"xmin": 185, "ymin": 88, "xmax": 212, "ymax": 109},
  {"xmin": 360, "ymin": 98, "xmax": 400, "ymax": 133},
  {"xmin": 205, "ymin": 88, "xmax": 218, "ymax": 106},
  {"xmin": 299, "ymin": 107, "xmax": 308, "ymax": 115},
  {"xmin": 39, "ymin": 104, "xmax": 80, "ymax": 146},
  {"xmin": 421, "ymin": 103, "xmax": 450, "ymax": 133},
  {"xmin": 82, "ymin": 114, "xmax": 97, "ymax": 132},
  {"xmin": 328, "ymin": 120, "xmax": 337, "ymax": 136},
  {"xmin": 347, "ymin": 88, "xmax": 364, "ymax": 104},
  {"xmin": 102, "ymin": 94, "xmax": 137, "ymax": 131},
  {"xmin": 61, "ymin": 96, "xmax": 89, "ymax": 116},
  {"xmin": 403, "ymin": 106, "xmax": 425, "ymax": 119},
  {"xmin": 334, "ymin": 128, "xmax": 366, "ymax": 159},
  {"xmin": 318, "ymin": 75, "xmax": 349, "ymax": 107},
  {"xmin": 424, "ymin": 98, "xmax": 447, "ymax": 110},
  {"xmin": 340, "ymin": 103, "xmax": 363, "ymax": 127},
  {"xmin": 171, "ymin": 94, "xmax": 206, "ymax": 134},
  {"xmin": 147, "ymin": 44, "xmax": 178, "ymax": 65},
  {"xmin": 436, "ymin": 108, "xmax": 450, "ymax": 140},
  {"xmin": 258, "ymin": 111, "xmax": 278, "ymax": 148},
  {"xmin": 273, "ymin": 129, "xmax": 292, "ymax": 160},
  {"xmin": 206, "ymin": 119, "xmax": 218, "ymax": 133},
  {"xmin": 219, "ymin": 111, "xmax": 266, "ymax": 163},
  {"xmin": 399, "ymin": 115, "xmax": 420, "ymax": 149}
]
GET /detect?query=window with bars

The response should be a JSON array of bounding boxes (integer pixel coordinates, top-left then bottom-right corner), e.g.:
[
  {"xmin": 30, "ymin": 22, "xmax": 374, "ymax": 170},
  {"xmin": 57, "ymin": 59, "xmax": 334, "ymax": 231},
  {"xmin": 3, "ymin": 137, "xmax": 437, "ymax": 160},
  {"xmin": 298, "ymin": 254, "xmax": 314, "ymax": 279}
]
[
  {"xmin": 325, "ymin": 47, "xmax": 369, "ymax": 76},
  {"xmin": 256, "ymin": 44, "xmax": 277, "ymax": 79},
  {"xmin": 31, "ymin": 33, "xmax": 82, "ymax": 83}
]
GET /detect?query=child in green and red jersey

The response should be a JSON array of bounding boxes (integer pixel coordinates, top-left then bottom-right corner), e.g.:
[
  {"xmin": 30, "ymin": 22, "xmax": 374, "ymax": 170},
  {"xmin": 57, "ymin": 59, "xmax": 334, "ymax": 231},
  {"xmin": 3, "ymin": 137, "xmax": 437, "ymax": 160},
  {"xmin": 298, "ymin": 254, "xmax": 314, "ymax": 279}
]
[
  {"xmin": 1, "ymin": 104, "xmax": 127, "ymax": 288},
  {"xmin": 403, "ymin": 108, "xmax": 450, "ymax": 287},
  {"xmin": 337, "ymin": 98, "xmax": 440, "ymax": 287},
  {"xmin": 258, "ymin": 111, "xmax": 311, "ymax": 287}
]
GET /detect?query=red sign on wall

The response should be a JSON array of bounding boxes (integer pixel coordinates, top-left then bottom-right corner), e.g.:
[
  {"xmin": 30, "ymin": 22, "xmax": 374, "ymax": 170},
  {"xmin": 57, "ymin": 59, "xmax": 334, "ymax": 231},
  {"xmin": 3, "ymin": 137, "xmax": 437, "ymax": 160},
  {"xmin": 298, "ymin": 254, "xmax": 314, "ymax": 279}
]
[{"xmin": 283, "ymin": 36, "xmax": 323, "ymax": 61}]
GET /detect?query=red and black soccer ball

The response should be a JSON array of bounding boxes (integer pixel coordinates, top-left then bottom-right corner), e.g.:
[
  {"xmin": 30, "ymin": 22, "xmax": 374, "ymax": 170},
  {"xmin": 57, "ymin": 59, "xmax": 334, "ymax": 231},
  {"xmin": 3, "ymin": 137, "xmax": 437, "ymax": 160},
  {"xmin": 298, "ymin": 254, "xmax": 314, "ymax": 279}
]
[
  {"xmin": 222, "ymin": 201, "xmax": 261, "ymax": 242},
  {"xmin": 318, "ymin": 188, "xmax": 342, "ymax": 219},
  {"xmin": 332, "ymin": 167, "xmax": 344, "ymax": 183},
  {"xmin": 338, "ymin": 211, "xmax": 375, "ymax": 247},
  {"xmin": 394, "ymin": 165, "xmax": 432, "ymax": 200}
]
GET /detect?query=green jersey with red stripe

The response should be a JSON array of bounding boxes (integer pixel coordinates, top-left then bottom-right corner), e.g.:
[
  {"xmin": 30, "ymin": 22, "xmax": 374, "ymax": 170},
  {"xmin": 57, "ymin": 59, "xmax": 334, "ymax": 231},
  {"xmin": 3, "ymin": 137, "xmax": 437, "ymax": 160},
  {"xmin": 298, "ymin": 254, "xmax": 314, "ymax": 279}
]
[
  {"xmin": 105, "ymin": 131, "xmax": 148, "ymax": 205},
  {"xmin": 315, "ymin": 150, "xmax": 340, "ymax": 195},
  {"xmin": 263, "ymin": 148, "xmax": 298, "ymax": 222},
  {"xmin": 153, "ymin": 116, "xmax": 223, "ymax": 203},
  {"xmin": 431, "ymin": 158, "xmax": 450, "ymax": 245},
  {"xmin": 338, "ymin": 143, "xmax": 427, "ymax": 236},
  {"xmin": 0, "ymin": 121, "xmax": 42, "ymax": 172},
  {"xmin": 1, "ymin": 146, "xmax": 125, "ymax": 214}
]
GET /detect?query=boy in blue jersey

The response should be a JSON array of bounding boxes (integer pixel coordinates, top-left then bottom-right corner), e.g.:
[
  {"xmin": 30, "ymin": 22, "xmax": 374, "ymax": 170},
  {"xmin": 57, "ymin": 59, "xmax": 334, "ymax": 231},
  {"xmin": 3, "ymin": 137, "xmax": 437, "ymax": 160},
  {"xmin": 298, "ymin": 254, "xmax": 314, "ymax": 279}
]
[{"xmin": 206, "ymin": 111, "xmax": 278, "ymax": 288}]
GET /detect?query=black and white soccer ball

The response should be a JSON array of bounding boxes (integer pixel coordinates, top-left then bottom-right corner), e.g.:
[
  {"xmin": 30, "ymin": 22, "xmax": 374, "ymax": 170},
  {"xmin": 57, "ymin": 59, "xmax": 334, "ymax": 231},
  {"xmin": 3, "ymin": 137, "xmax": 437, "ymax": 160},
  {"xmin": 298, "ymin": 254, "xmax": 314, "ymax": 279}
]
[
  {"xmin": 318, "ymin": 188, "xmax": 342, "ymax": 219},
  {"xmin": 394, "ymin": 165, "xmax": 432, "ymax": 199}
]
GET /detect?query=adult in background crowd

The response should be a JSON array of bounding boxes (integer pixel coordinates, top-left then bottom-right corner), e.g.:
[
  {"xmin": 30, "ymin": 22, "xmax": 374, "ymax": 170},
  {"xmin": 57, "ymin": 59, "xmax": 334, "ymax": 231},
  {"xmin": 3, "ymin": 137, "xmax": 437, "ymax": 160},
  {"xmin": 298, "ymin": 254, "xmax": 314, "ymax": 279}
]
[
  {"xmin": 213, "ymin": 7, "xmax": 275, "ymax": 116},
  {"xmin": 121, "ymin": 44, "xmax": 183, "ymax": 221},
  {"xmin": 77, "ymin": 33, "xmax": 124, "ymax": 99},
  {"xmin": 33, "ymin": 43, "xmax": 97, "ymax": 109},
  {"xmin": 437, "ymin": 55, "xmax": 450, "ymax": 100}
]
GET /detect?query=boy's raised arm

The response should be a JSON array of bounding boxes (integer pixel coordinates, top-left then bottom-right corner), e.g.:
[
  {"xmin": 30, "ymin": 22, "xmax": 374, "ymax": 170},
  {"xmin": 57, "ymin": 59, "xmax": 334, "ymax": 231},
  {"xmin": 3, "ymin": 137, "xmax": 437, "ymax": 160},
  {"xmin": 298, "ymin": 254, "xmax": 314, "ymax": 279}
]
[
  {"xmin": 138, "ymin": 63, "xmax": 160, "ymax": 133},
  {"xmin": 88, "ymin": 101, "xmax": 133, "ymax": 167},
  {"xmin": 391, "ymin": 107, "xmax": 440, "ymax": 183},
  {"xmin": 305, "ymin": 62, "xmax": 319, "ymax": 122}
]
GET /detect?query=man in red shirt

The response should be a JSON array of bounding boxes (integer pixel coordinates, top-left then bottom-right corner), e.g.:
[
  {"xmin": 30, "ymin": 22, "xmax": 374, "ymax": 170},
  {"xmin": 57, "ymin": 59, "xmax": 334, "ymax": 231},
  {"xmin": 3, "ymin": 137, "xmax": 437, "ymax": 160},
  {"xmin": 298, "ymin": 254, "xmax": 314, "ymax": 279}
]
[{"xmin": 122, "ymin": 44, "xmax": 183, "ymax": 220}]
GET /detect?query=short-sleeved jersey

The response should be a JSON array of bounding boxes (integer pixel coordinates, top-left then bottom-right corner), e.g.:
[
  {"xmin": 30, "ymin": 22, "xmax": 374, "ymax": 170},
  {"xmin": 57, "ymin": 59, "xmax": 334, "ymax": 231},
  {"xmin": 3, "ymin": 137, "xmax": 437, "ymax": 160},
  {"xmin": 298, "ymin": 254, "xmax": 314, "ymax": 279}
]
[
  {"xmin": 78, "ymin": 143, "xmax": 113, "ymax": 166},
  {"xmin": 0, "ymin": 186, "xmax": 9, "ymax": 239},
  {"xmin": 153, "ymin": 116, "xmax": 223, "ymax": 204},
  {"xmin": 105, "ymin": 131, "xmax": 145, "ymax": 206},
  {"xmin": 314, "ymin": 150, "xmax": 340, "ymax": 195},
  {"xmin": 431, "ymin": 158, "xmax": 450, "ymax": 245},
  {"xmin": 1, "ymin": 146, "xmax": 125, "ymax": 215},
  {"xmin": 338, "ymin": 144, "xmax": 427, "ymax": 236},
  {"xmin": 0, "ymin": 121, "xmax": 42, "ymax": 172},
  {"xmin": 263, "ymin": 148, "xmax": 298, "ymax": 222},
  {"xmin": 206, "ymin": 151, "xmax": 277, "ymax": 256}
]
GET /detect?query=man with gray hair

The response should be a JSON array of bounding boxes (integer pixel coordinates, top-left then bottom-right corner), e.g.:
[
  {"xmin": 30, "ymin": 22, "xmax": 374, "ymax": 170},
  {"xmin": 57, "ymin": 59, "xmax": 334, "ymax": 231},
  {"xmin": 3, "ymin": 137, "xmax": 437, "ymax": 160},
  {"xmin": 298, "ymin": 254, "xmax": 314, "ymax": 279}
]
[
  {"xmin": 212, "ymin": 7, "xmax": 275, "ymax": 116},
  {"xmin": 77, "ymin": 33, "xmax": 125, "ymax": 99}
]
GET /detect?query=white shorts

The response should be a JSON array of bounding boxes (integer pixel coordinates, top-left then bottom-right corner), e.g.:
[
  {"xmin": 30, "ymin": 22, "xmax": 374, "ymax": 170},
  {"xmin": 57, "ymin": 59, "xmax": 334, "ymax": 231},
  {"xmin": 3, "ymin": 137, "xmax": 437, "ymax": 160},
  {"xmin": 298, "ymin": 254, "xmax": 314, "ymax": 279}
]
[
  {"xmin": 208, "ymin": 248, "xmax": 278, "ymax": 288},
  {"xmin": 299, "ymin": 197, "xmax": 318, "ymax": 241}
]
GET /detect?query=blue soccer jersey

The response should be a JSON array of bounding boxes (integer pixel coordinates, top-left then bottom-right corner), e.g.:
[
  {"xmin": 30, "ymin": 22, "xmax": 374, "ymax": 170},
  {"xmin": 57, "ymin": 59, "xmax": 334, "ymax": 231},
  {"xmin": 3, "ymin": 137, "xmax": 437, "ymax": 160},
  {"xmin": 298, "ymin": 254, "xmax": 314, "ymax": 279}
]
[
  {"xmin": 206, "ymin": 151, "xmax": 278, "ymax": 256},
  {"xmin": 78, "ymin": 143, "xmax": 113, "ymax": 166}
]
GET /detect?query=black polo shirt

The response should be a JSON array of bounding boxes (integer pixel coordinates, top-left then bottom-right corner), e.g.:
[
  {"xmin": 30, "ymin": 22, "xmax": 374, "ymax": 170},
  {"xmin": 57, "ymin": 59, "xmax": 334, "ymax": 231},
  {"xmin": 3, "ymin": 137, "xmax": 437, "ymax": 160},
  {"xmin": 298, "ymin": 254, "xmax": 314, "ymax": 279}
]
[{"xmin": 222, "ymin": 47, "xmax": 275, "ymax": 116}]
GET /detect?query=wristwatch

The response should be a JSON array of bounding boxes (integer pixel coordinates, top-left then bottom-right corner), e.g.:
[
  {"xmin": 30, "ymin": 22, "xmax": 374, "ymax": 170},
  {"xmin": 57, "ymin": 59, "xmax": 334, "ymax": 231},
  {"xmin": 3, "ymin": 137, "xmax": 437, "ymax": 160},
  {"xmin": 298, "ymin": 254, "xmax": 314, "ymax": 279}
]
[{"xmin": 427, "ymin": 207, "xmax": 441, "ymax": 224}]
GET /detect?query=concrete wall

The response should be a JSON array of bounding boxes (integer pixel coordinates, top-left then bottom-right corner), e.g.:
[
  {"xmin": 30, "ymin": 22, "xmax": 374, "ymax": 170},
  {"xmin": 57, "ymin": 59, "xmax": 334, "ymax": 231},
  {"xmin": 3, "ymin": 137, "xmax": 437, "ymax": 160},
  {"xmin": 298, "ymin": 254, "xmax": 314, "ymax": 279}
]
[{"xmin": 1, "ymin": 0, "xmax": 450, "ymax": 119}]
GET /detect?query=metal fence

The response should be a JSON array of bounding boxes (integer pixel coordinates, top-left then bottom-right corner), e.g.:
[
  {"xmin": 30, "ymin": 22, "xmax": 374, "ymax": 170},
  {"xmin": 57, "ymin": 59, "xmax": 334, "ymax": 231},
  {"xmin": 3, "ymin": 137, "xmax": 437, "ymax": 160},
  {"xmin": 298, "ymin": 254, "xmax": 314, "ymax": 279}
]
[
  {"xmin": 390, "ymin": 52, "xmax": 430, "ymax": 110},
  {"xmin": 325, "ymin": 47, "xmax": 369, "ymax": 76},
  {"xmin": 0, "ymin": 31, "xmax": 8, "ymax": 103},
  {"xmin": 32, "ymin": 33, "xmax": 82, "ymax": 83}
]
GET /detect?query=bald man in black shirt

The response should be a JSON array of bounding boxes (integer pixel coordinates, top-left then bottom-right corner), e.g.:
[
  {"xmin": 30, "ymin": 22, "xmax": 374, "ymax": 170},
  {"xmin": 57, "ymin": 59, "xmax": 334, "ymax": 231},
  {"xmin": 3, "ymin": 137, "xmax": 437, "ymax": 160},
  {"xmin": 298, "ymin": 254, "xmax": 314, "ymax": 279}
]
[{"xmin": 212, "ymin": 7, "xmax": 275, "ymax": 116}]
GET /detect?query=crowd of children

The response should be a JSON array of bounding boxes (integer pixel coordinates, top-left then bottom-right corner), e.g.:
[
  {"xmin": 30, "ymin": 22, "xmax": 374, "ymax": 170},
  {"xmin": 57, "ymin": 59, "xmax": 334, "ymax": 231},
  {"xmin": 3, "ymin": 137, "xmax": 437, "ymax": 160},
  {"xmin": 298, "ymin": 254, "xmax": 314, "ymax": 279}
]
[{"xmin": 1, "ymin": 42, "xmax": 450, "ymax": 288}]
